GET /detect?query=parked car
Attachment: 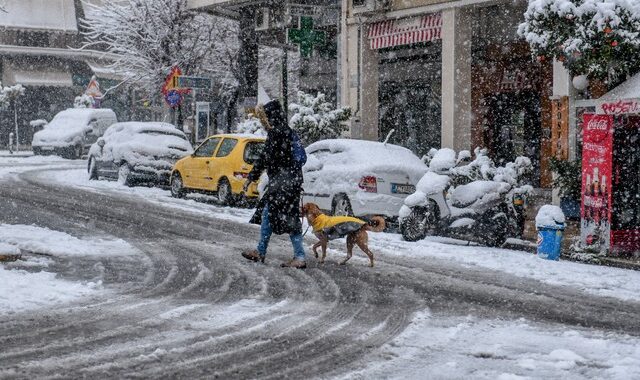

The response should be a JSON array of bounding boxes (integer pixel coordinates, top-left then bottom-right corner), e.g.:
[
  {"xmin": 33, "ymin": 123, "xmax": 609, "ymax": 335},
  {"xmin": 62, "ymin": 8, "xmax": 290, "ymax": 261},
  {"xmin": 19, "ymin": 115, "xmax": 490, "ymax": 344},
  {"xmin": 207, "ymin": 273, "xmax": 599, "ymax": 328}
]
[
  {"xmin": 170, "ymin": 134, "xmax": 266, "ymax": 205},
  {"xmin": 32, "ymin": 108, "xmax": 118, "ymax": 159},
  {"xmin": 87, "ymin": 122, "xmax": 193, "ymax": 186},
  {"xmin": 302, "ymin": 139, "xmax": 428, "ymax": 222}
]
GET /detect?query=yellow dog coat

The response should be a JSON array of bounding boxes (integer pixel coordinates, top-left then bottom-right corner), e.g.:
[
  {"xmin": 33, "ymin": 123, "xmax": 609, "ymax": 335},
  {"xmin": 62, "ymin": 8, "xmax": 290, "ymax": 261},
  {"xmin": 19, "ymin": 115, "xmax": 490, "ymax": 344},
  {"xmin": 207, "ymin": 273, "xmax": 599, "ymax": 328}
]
[{"xmin": 310, "ymin": 214, "xmax": 366, "ymax": 240}]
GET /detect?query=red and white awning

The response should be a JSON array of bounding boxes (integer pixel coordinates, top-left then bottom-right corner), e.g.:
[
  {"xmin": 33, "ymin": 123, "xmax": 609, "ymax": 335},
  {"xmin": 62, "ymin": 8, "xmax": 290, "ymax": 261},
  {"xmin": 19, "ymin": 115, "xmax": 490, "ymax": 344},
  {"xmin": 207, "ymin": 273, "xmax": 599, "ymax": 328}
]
[{"xmin": 368, "ymin": 13, "xmax": 442, "ymax": 50}]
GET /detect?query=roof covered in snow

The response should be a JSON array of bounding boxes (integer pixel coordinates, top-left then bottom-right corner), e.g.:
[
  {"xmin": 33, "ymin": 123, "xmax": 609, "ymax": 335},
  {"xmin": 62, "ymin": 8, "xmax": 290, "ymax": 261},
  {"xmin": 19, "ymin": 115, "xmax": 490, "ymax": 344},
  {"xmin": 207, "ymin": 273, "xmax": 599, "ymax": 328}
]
[
  {"xmin": 599, "ymin": 71, "xmax": 640, "ymax": 101},
  {"xmin": 0, "ymin": 0, "xmax": 78, "ymax": 31}
]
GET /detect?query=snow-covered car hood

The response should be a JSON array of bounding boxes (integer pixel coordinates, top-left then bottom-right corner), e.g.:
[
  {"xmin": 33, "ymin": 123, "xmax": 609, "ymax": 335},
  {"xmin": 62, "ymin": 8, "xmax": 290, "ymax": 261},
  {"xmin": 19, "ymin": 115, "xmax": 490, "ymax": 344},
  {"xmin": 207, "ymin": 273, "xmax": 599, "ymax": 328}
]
[
  {"xmin": 32, "ymin": 124, "xmax": 89, "ymax": 147},
  {"xmin": 90, "ymin": 122, "xmax": 193, "ymax": 168}
]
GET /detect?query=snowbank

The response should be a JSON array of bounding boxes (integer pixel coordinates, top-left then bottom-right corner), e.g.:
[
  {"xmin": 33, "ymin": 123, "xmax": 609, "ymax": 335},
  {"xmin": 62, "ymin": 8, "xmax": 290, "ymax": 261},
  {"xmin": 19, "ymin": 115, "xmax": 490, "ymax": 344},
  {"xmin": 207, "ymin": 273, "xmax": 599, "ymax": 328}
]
[
  {"xmin": 0, "ymin": 224, "xmax": 139, "ymax": 257},
  {"xmin": 536, "ymin": 205, "xmax": 566, "ymax": 228},
  {"xmin": 0, "ymin": 224, "xmax": 139, "ymax": 316}
]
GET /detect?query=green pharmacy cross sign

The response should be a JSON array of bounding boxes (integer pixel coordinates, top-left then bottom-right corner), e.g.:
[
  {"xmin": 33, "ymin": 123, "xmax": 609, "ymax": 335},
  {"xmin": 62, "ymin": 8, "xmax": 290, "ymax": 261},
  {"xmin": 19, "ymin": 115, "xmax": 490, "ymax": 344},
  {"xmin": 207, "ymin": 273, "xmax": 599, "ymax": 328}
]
[{"xmin": 287, "ymin": 16, "xmax": 326, "ymax": 58}]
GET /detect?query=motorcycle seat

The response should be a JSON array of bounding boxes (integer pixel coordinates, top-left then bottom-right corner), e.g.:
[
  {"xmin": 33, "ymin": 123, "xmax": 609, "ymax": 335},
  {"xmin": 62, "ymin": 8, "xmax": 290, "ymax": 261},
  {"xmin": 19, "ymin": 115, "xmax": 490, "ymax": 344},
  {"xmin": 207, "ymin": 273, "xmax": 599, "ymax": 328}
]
[{"xmin": 450, "ymin": 181, "xmax": 511, "ymax": 208}]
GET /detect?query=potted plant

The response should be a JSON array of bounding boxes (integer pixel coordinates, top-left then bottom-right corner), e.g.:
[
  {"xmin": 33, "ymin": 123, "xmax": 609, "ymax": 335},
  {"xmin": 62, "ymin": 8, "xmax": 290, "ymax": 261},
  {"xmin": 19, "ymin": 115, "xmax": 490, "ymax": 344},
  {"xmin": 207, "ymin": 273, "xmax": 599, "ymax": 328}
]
[{"xmin": 549, "ymin": 157, "xmax": 582, "ymax": 219}]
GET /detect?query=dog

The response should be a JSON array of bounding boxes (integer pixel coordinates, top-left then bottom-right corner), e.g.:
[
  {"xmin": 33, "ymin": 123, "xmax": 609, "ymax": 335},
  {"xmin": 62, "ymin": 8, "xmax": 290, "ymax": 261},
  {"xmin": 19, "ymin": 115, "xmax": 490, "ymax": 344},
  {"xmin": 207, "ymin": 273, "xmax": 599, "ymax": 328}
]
[{"xmin": 301, "ymin": 202, "xmax": 385, "ymax": 267}]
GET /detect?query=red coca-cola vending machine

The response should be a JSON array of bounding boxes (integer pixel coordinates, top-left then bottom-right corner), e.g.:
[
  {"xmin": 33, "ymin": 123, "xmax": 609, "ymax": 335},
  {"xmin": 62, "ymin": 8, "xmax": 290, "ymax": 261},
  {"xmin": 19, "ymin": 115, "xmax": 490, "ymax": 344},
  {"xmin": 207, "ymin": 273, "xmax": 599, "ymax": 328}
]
[{"xmin": 582, "ymin": 100, "xmax": 640, "ymax": 255}]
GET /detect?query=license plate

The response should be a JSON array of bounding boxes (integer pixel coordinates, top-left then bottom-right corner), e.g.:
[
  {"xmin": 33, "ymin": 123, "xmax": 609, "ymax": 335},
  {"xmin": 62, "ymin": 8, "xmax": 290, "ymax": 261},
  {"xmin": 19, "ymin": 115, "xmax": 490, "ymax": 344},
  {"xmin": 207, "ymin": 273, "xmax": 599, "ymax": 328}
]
[
  {"xmin": 41, "ymin": 146, "xmax": 54, "ymax": 151},
  {"xmin": 391, "ymin": 183, "xmax": 415, "ymax": 194}
]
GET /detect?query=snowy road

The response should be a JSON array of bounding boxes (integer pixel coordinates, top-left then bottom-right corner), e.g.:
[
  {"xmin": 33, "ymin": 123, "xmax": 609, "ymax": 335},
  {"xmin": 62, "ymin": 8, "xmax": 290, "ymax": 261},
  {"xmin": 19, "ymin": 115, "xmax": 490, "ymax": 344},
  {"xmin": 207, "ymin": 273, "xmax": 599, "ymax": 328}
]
[{"xmin": 1, "ymin": 160, "xmax": 640, "ymax": 379}]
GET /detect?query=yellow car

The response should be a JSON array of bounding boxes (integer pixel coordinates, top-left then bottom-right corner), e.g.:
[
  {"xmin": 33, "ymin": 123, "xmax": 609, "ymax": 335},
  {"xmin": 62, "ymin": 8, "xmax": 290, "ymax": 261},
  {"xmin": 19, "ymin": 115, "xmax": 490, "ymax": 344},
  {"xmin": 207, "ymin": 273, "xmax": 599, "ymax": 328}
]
[{"xmin": 169, "ymin": 134, "xmax": 265, "ymax": 204}]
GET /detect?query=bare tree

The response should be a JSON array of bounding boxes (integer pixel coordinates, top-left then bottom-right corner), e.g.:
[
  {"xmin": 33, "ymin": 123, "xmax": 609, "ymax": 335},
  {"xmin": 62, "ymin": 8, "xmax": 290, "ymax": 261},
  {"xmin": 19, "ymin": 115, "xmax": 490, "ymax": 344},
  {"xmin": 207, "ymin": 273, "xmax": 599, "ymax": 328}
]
[{"xmin": 81, "ymin": 0, "xmax": 240, "ymax": 101}]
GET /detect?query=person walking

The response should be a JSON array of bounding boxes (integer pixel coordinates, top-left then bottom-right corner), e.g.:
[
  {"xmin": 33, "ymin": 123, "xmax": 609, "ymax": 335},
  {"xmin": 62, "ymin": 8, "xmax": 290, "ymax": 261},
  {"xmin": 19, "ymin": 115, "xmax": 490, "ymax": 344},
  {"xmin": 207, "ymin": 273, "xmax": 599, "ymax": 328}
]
[{"xmin": 241, "ymin": 100, "xmax": 307, "ymax": 269}]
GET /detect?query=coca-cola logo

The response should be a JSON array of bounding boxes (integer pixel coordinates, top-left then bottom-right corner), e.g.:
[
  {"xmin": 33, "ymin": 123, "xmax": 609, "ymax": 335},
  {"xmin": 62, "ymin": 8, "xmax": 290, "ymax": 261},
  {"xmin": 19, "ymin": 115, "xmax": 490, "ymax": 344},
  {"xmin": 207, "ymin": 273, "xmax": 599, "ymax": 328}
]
[
  {"xmin": 587, "ymin": 118, "xmax": 608, "ymax": 131},
  {"xmin": 584, "ymin": 115, "xmax": 610, "ymax": 143}
]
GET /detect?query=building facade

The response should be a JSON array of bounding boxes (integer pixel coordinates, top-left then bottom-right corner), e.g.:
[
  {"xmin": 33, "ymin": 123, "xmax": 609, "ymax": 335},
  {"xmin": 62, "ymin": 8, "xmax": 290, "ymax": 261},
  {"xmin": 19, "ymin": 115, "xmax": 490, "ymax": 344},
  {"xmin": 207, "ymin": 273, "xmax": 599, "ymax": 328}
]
[
  {"xmin": 0, "ymin": 0, "xmax": 134, "ymax": 148},
  {"xmin": 340, "ymin": 0, "xmax": 555, "ymax": 187}
]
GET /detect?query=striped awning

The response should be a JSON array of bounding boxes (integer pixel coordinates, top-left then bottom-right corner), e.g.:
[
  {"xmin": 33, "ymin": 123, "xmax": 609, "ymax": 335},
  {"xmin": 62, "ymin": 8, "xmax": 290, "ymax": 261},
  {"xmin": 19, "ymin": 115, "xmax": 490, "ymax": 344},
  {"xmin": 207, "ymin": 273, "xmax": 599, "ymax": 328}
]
[{"xmin": 368, "ymin": 13, "xmax": 442, "ymax": 50}]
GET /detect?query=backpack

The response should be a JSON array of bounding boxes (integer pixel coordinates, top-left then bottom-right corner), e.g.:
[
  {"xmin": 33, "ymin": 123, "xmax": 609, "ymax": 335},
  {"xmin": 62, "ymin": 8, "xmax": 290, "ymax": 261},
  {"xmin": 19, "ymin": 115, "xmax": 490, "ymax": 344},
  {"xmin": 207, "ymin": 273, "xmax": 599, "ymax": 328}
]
[{"xmin": 291, "ymin": 130, "xmax": 307, "ymax": 168}]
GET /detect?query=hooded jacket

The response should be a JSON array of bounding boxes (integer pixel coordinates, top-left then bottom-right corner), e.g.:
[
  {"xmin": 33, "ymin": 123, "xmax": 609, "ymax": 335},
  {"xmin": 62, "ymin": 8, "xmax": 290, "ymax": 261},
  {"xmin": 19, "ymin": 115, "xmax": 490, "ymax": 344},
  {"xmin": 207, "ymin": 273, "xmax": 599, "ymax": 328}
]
[{"xmin": 248, "ymin": 100, "xmax": 303, "ymax": 235}]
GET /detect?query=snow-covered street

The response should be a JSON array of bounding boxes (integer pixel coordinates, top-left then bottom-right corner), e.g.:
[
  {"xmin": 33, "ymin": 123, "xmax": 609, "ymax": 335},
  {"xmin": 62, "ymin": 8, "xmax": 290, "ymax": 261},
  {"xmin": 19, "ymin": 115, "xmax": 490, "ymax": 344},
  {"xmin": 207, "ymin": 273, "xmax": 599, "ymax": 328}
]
[{"xmin": 1, "ymin": 157, "xmax": 640, "ymax": 379}]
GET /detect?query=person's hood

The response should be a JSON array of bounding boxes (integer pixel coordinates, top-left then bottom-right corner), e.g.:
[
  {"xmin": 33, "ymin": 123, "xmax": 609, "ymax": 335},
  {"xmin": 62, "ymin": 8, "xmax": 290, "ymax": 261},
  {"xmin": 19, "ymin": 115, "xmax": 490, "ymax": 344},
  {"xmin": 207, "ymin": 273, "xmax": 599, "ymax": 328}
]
[{"xmin": 262, "ymin": 100, "xmax": 287, "ymax": 131}]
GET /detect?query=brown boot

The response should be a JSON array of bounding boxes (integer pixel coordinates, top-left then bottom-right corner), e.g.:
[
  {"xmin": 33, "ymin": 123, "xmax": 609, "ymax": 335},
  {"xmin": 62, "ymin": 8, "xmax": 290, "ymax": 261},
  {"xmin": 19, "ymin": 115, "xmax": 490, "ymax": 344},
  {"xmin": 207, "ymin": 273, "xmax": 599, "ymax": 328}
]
[
  {"xmin": 242, "ymin": 249, "xmax": 265, "ymax": 263},
  {"xmin": 280, "ymin": 258, "xmax": 307, "ymax": 269}
]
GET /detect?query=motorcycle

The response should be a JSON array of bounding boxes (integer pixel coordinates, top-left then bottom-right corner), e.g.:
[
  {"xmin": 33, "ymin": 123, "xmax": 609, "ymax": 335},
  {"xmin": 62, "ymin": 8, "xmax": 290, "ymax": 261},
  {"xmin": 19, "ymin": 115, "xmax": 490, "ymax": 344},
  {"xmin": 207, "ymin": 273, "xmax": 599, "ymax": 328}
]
[{"xmin": 399, "ymin": 173, "xmax": 513, "ymax": 247}]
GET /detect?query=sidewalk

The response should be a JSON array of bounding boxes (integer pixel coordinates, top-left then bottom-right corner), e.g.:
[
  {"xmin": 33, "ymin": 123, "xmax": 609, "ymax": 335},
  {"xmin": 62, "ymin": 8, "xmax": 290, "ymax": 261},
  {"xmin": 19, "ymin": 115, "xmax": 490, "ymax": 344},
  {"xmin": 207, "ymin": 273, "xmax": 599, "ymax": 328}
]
[
  {"xmin": 0, "ymin": 150, "xmax": 33, "ymax": 158},
  {"xmin": 508, "ymin": 219, "xmax": 640, "ymax": 271}
]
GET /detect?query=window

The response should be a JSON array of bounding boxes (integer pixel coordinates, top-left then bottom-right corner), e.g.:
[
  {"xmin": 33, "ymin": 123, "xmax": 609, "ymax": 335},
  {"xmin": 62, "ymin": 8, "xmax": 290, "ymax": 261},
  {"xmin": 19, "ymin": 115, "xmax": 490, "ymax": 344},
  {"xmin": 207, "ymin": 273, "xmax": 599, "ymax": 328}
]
[
  {"xmin": 194, "ymin": 137, "xmax": 220, "ymax": 157},
  {"xmin": 216, "ymin": 138, "xmax": 238, "ymax": 157},
  {"xmin": 244, "ymin": 141, "xmax": 264, "ymax": 164}
]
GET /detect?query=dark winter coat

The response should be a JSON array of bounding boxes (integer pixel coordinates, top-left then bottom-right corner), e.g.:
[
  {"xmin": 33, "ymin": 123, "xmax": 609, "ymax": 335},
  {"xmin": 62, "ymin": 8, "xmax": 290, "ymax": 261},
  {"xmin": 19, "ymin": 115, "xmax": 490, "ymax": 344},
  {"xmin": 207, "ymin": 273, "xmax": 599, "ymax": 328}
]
[{"xmin": 248, "ymin": 100, "xmax": 303, "ymax": 235}]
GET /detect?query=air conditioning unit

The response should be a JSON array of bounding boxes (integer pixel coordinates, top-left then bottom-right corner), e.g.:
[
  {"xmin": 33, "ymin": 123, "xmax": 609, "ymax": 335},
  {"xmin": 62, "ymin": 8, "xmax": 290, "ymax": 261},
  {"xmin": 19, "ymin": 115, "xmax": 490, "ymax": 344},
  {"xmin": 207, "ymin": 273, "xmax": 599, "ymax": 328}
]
[{"xmin": 255, "ymin": 8, "xmax": 270, "ymax": 31}]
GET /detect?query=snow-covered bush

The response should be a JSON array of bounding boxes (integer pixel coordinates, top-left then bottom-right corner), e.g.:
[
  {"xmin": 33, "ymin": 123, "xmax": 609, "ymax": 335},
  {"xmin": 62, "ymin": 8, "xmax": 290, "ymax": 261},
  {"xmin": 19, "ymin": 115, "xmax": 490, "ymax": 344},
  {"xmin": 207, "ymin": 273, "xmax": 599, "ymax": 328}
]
[
  {"xmin": 74, "ymin": 94, "xmax": 94, "ymax": 108},
  {"xmin": 518, "ymin": 0, "xmax": 640, "ymax": 82},
  {"xmin": 235, "ymin": 116, "xmax": 266, "ymax": 137},
  {"xmin": 288, "ymin": 91, "xmax": 351, "ymax": 145}
]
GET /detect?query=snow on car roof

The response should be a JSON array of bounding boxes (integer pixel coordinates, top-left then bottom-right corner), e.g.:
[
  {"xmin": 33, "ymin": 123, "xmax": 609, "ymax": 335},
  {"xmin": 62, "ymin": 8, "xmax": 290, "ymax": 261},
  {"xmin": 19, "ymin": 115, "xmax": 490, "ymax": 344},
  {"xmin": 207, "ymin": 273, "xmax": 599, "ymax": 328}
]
[
  {"xmin": 48, "ymin": 108, "xmax": 116, "ymax": 129},
  {"xmin": 94, "ymin": 122, "xmax": 193, "ymax": 163},
  {"xmin": 104, "ymin": 122, "xmax": 187, "ymax": 138}
]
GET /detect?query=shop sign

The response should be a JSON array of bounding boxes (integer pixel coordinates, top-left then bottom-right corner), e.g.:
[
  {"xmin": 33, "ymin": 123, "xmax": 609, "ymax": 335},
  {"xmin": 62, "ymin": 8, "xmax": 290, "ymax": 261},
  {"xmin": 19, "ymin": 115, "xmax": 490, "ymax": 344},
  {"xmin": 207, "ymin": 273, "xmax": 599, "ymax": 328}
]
[
  {"xmin": 580, "ymin": 114, "xmax": 614, "ymax": 252},
  {"xmin": 596, "ymin": 99, "xmax": 640, "ymax": 115}
]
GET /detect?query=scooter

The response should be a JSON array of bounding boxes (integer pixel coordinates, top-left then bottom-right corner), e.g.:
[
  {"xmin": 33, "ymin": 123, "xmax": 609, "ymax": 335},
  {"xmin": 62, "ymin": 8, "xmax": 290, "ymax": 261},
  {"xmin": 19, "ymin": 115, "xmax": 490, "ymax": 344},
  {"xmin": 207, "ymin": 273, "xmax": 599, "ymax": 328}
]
[{"xmin": 400, "ymin": 178, "xmax": 512, "ymax": 247}]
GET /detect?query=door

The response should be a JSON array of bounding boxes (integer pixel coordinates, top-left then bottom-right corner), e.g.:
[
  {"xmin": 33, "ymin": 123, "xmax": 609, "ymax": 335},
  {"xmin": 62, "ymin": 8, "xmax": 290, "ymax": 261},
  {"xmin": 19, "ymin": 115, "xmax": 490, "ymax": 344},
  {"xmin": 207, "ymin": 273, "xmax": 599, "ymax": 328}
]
[
  {"xmin": 209, "ymin": 137, "xmax": 238, "ymax": 191},
  {"xmin": 183, "ymin": 137, "xmax": 220, "ymax": 189},
  {"xmin": 486, "ymin": 91, "xmax": 541, "ymax": 187}
]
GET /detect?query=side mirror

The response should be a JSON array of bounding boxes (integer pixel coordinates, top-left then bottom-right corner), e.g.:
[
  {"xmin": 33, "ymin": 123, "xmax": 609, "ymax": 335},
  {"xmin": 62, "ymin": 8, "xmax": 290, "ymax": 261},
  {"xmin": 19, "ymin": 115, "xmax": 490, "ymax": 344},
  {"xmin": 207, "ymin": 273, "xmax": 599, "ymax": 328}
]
[{"xmin": 97, "ymin": 138, "xmax": 105, "ymax": 147}]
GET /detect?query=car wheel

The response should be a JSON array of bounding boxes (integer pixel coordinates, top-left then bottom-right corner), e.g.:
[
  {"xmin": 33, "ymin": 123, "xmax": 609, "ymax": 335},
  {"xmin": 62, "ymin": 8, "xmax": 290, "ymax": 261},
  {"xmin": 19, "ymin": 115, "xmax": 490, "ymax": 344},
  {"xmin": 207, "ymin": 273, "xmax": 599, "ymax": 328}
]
[
  {"xmin": 331, "ymin": 194, "xmax": 353, "ymax": 216},
  {"xmin": 88, "ymin": 157, "xmax": 98, "ymax": 180},
  {"xmin": 170, "ymin": 172, "xmax": 186, "ymax": 198},
  {"xmin": 217, "ymin": 178, "xmax": 234, "ymax": 205},
  {"xmin": 118, "ymin": 163, "xmax": 132, "ymax": 187}
]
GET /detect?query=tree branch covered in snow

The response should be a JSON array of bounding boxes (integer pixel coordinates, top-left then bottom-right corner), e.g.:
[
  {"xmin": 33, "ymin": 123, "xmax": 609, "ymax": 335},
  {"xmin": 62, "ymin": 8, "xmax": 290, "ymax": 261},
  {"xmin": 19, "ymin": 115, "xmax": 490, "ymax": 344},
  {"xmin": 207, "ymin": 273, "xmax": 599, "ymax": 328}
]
[
  {"xmin": 80, "ymin": 0, "xmax": 240, "ymax": 101},
  {"xmin": 288, "ymin": 91, "xmax": 351, "ymax": 145},
  {"xmin": 518, "ymin": 0, "xmax": 640, "ymax": 82},
  {"xmin": 235, "ymin": 116, "xmax": 267, "ymax": 137}
]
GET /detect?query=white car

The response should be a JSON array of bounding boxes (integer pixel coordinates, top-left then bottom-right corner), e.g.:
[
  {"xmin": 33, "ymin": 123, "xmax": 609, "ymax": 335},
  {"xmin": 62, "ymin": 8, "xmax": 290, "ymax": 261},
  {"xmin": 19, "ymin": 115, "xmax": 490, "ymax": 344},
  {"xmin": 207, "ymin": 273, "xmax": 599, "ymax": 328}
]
[
  {"xmin": 32, "ymin": 108, "xmax": 118, "ymax": 159},
  {"xmin": 302, "ymin": 139, "xmax": 428, "ymax": 220},
  {"xmin": 87, "ymin": 122, "xmax": 193, "ymax": 186}
]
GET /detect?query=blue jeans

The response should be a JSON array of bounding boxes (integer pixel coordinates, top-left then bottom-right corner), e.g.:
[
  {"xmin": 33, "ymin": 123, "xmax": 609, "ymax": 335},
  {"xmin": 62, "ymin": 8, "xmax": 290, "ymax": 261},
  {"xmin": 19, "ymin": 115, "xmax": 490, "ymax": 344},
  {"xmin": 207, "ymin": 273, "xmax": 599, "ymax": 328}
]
[{"xmin": 257, "ymin": 204, "xmax": 305, "ymax": 261}]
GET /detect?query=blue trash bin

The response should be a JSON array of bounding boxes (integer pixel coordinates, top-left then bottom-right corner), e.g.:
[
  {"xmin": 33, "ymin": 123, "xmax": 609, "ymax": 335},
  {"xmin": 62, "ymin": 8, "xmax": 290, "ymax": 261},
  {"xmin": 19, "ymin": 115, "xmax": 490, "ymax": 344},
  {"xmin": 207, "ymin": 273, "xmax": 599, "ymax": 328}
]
[{"xmin": 537, "ymin": 224, "xmax": 565, "ymax": 260}]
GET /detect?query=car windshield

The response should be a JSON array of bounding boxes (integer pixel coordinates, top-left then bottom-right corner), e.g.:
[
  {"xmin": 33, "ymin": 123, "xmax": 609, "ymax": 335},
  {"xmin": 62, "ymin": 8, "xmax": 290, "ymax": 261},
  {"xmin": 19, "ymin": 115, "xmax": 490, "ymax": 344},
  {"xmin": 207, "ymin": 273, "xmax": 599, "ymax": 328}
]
[{"xmin": 244, "ymin": 141, "xmax": 264, "ymax": 164}]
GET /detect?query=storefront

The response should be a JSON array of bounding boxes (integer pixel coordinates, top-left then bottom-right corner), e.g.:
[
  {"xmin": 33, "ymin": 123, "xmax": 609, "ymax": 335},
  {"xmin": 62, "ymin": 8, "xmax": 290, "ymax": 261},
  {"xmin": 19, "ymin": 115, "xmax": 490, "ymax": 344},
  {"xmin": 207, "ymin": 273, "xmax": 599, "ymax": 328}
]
[
  {"xmin": 371, "ymin": 13, "xmax": 443, "ymax": 155},
  {"xmin": 579, "ymin": 74, "xmax": 640, "ymax": 255},
  {"xmin": 471, "ymin": 42, "xmax": 553, "ymax": 187}
]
